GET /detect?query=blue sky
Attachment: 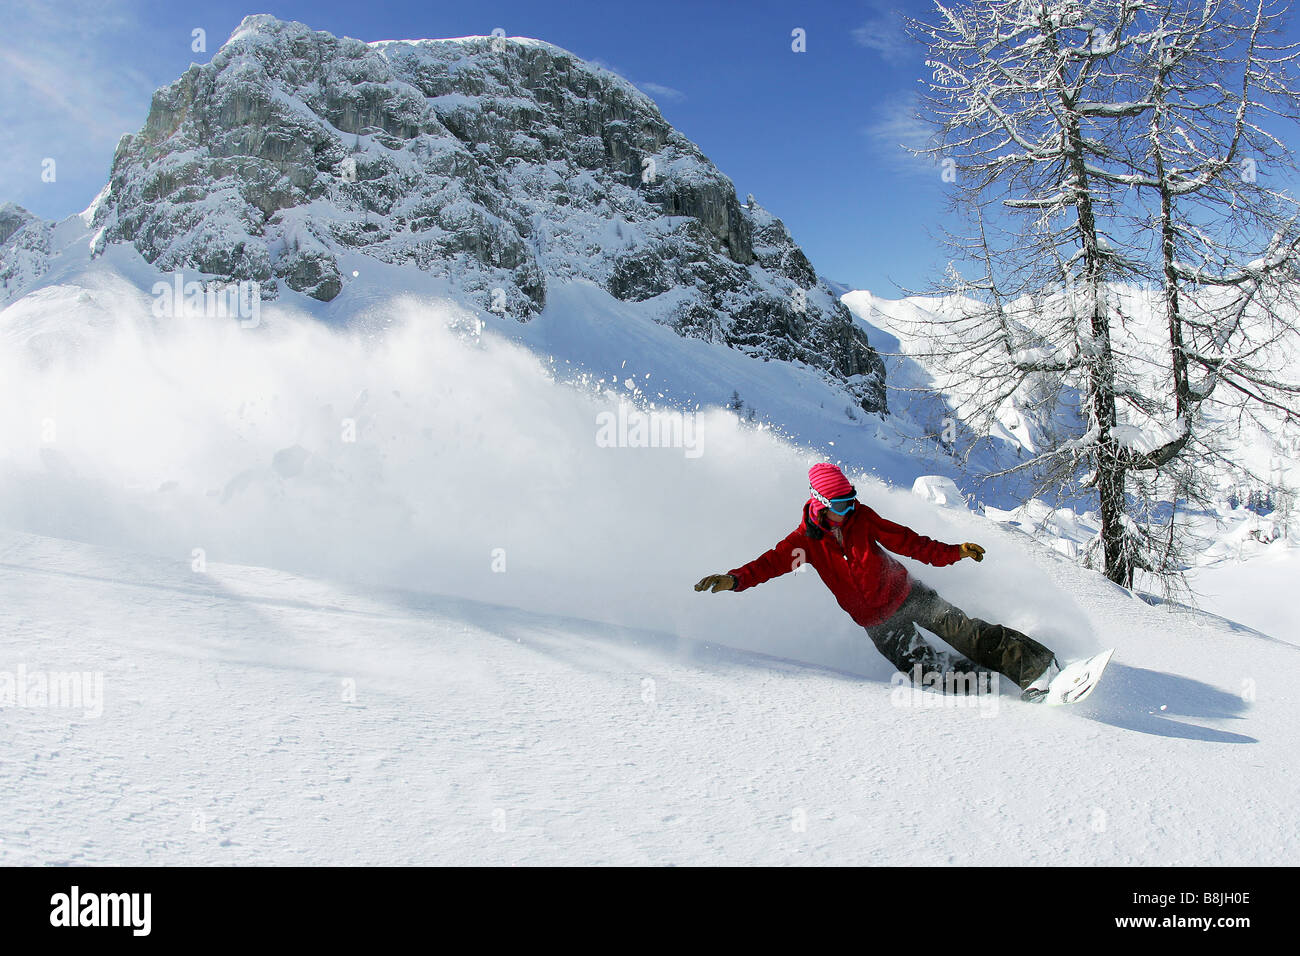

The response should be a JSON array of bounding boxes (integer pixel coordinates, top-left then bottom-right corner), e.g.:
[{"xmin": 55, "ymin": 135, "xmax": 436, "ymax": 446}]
[{"xmin": 1, "ymin": 0, "xmax": 991, "ymax": 294}]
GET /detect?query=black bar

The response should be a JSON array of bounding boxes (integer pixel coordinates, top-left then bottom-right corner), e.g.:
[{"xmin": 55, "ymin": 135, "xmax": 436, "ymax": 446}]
[{"xmin": 0, "ymin": 866, "xmax": 1286, "ymax": 943}]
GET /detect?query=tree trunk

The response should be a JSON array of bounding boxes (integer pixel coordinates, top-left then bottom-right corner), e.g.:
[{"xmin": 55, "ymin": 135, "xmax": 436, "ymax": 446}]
[{"xmin": 1063, "ymin": 98, "xmax": 1131, "ymax": 586}]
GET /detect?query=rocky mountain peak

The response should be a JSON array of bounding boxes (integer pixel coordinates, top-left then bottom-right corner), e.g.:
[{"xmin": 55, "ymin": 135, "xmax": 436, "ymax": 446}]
[{"xmin": 13, "ymin": 15, "xmax": 886, "ymax": 412}]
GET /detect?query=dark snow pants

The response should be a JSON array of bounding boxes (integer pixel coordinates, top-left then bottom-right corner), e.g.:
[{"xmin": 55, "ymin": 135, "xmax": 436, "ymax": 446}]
[{"xmin": 865, "ymin": 580, "xmax": 1056, "ymax": 690}]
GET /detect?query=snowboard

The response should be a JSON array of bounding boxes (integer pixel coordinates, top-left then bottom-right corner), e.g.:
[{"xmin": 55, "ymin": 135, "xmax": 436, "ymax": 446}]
[{"xmin": 1043, "ymin": 648, "xmax": 1115, "ymax": 706}]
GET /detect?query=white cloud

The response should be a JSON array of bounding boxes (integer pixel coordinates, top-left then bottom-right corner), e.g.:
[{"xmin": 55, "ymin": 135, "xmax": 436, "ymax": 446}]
[
  {"xmin": 589, "ymin": 58, "xmax": 686, "ymax": 105},
  {"xmin": 637, "ymin": 81, "xmax": 685, "ymax": 102},
  {"xmin": 851, "ymin": 1, "xmax": 915, "ymax": 66},
  {"xmin": 863, "ymin": 95, "xmax": 940, "ymax": 179}
]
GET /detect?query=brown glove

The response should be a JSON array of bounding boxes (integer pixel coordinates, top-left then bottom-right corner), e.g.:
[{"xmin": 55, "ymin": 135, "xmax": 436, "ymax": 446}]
[
  {"xmin": 958, "ymin": 542, "xmax": 985, "ymax": 562},
  {"xmin": 694, "ymin": 574, "xmax": 737, "ymax": 592}
]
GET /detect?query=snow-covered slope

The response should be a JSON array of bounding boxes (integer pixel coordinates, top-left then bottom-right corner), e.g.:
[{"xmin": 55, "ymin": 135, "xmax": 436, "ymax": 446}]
[
  {"xmin": 1, "ymin": 282, "xmax": 1296, "ymax": 864},
  {"xmin": 2, "ymin": 517, "xmax": 1293, "ymax": 866}
]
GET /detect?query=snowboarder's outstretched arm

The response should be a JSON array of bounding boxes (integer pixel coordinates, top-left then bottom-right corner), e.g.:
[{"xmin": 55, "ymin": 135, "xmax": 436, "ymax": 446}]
[
  {"xmin": 695, "ymin": 528, "xmax": 805, "ymax": 594},
  {"xmin": 863, "ymin": 506, "xmax": 980, "ymax": 566},
  {"xmin": 702, "ymin": 528, "xmax": 806, "ymax": 593}
]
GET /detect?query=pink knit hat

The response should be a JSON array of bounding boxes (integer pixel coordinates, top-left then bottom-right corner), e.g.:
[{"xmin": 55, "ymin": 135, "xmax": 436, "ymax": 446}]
[{"xmin": 807, "ymin": 462, "xmax": 855, "ymax": 517}]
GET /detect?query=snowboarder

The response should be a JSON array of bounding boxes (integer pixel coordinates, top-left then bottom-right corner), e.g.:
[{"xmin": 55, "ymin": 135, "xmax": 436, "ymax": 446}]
[{"xmin": 694, "ymin": 463, "xmax": 1062, "ymax": 701}]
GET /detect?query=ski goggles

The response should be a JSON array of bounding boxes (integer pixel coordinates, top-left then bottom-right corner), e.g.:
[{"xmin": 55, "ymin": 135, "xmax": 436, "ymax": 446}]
[{"xmin": 810, "ymin": 486, "xmax": 857, "ymax": 515}]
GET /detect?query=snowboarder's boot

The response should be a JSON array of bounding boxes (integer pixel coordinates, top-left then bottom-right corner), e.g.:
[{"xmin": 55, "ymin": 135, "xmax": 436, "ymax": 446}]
[{"xmin": 1020, "ymin": 657, "xmax": 1062, "ymax": 703}]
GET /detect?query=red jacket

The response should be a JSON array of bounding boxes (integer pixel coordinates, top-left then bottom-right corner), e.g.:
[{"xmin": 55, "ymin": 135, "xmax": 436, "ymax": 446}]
[{"xmin": 727, "ymin": 501, "xmax": 962, "ymax": 628}]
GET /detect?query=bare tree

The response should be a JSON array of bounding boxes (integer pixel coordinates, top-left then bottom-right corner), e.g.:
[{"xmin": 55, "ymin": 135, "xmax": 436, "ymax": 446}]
[
  {"xmin": 1114, "ymin": 0, "xmax": 1300, "ymax": 586},
  {"xmin": 903, "ymin": 0, "xmax": 1300, "ymax": 590}
]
